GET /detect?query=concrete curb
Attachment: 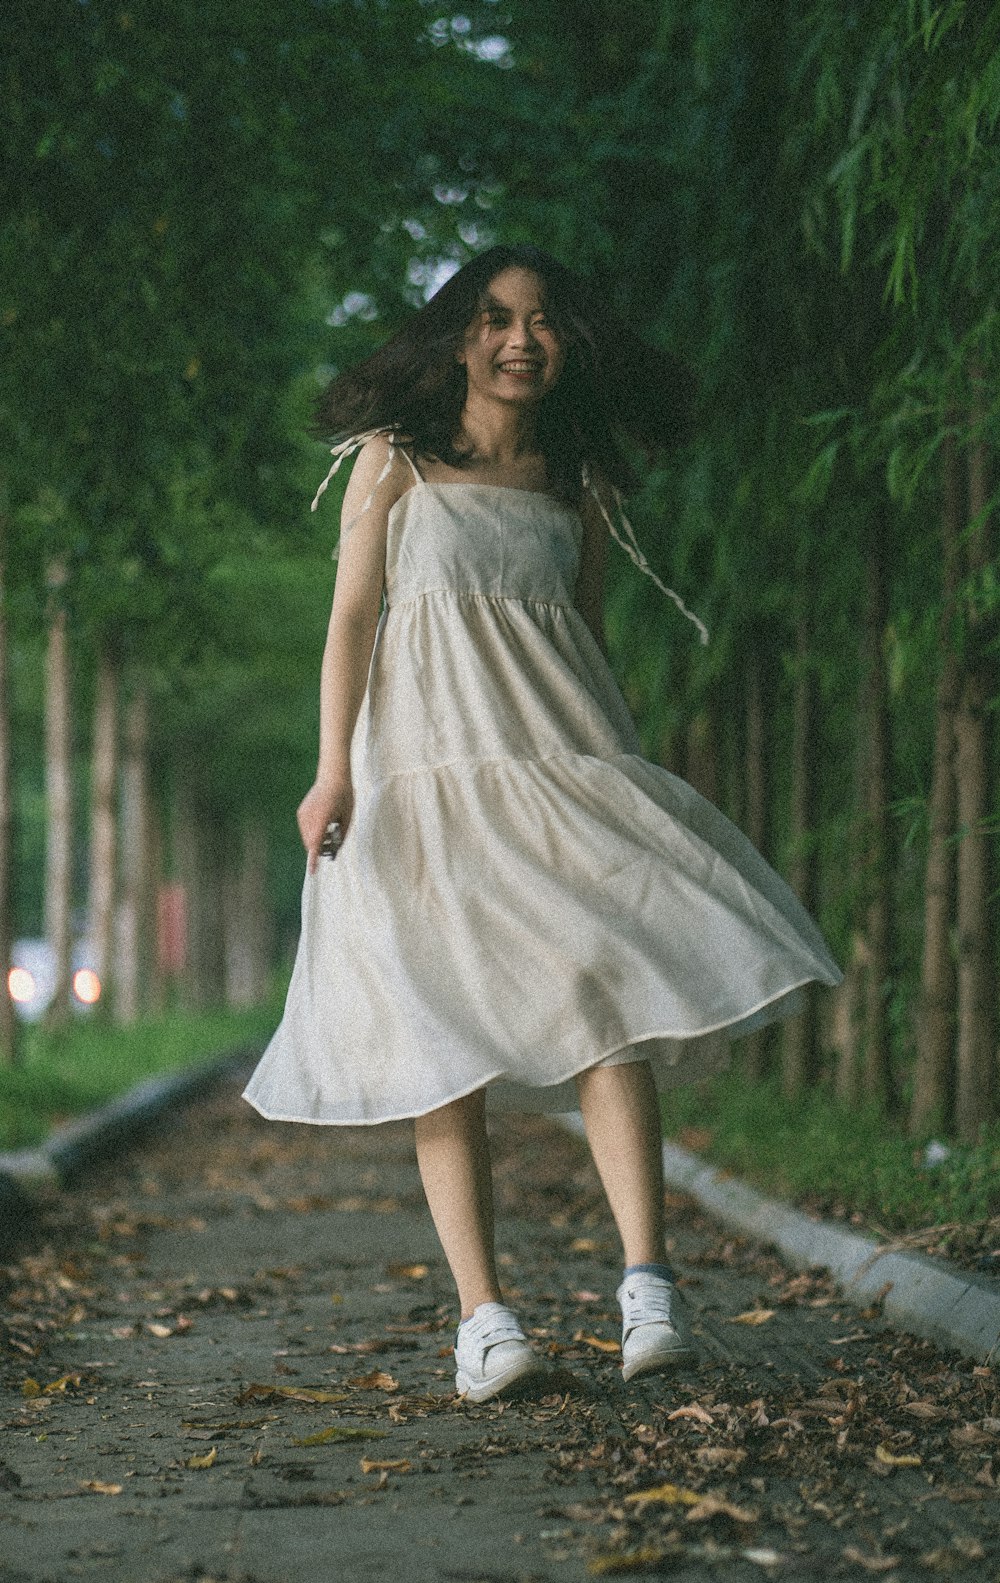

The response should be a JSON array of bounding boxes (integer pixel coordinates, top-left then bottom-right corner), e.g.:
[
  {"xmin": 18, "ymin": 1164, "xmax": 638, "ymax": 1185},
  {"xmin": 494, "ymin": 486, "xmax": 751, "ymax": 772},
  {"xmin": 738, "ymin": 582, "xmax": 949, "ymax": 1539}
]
[
  {"xmin": 558, "ymin": 1115, "xmax": 1000, "ymax": 1367},
  {"xmin": 0, "ymin": 1043, "xmax": 262, "ymax": 1243}
]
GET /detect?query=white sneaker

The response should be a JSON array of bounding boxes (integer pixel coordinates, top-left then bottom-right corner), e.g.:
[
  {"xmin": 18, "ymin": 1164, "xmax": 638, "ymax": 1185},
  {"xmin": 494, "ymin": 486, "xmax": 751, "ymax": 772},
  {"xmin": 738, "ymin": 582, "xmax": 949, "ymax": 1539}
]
[
  {"xmin": 454, "ymin": 1302, "xmax": 547, "ymax": 1403},
  {"xmin": 616, "ymin": 1271, "xmax": 693, "ymax": 1382}
]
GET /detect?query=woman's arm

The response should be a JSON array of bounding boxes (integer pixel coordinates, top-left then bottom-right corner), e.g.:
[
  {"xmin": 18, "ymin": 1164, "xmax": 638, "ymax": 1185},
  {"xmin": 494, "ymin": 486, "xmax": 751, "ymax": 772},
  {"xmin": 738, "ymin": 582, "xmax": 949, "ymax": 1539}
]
[
  {"xmin": 575, "ymin": 474, "xmax": 610, "ymax": 658},
  {"xmin": 297, "ymin": 434, "xmax": 409, "ymax": 872}
]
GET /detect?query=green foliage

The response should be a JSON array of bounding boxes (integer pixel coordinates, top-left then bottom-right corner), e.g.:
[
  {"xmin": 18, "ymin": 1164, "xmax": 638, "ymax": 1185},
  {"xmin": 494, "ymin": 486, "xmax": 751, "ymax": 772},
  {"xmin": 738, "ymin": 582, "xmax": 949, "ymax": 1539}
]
[
  {"xmin": 1, "ymin": 0, "xmax": 511, "ymax": 940},
  {"xmin": 663, "ymin": 1070, "xmax": 1000, "ymax": 1229},
  {"xmin": 0, "ymin": 999, "xmax": 284, "ymax": 1151}
]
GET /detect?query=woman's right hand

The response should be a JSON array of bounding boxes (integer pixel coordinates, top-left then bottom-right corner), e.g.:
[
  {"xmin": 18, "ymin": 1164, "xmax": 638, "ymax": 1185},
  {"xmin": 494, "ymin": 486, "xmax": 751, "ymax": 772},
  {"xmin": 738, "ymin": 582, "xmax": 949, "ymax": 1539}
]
[{"xmin": 297, "ymin": 772, "xmax": 355, "ymax": 875}]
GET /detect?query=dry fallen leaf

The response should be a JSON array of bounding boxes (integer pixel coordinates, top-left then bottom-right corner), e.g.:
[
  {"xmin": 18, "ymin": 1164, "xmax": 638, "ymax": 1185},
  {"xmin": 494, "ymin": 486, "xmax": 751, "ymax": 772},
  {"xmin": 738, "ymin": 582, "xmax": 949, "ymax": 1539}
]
[
  {"xmin": 20, "ymin": 1379, "xmax": 41, "ymax": 1398},
  {"xmin": 387, "ymin": 1393, "xmax": 450, "ymax": 1422},
  {"xmin": 949, "ymin": 1424, "xmax": 994, "ymax": 1449},
  {"xmin": 360, "ymin": 1457, "xmax": 411, "ymax": 1474},
  {"xmin": 327, "ymin": 1339, "xmax": 394, "ymax": 1355},
  {"xmin": 588, "ymin": 1546, "xmax": 665, "ymax": 1575},
  {"xmin": 146, "ymin": 1322, "xmax": 173, "ymax": 1338},
  {"xmin": 572, "ymin": 1331, "xmax": 620, "ymax": 1354},
  {"xmin": 571, "ymin": 1237, "xmax": 600, "ymax": 1253},
  {"xmin": 903, "ymin": 1402, "xmax": 947, "ymax": 1421},
  {"xmin": 874, "ymin": 1444, "xmax": 921, "ymax": 1468},
  {"xmin": 695, "ymin": 1446, "xmax": 748, "ymax": 1471},
  {"xmin": 624, "ymin": 1481, "xmax": 701, "ymax": 1508},
  {"xmin": 842, "ymin": 1546, "xmax": 901, "ymax": 1572},
  {"xmin": 186, "ymin": 1447, "xmax": 217, "ymax": 1469},
  {"xmin": 728, "ymin": 1309, "xmax": 776, "ymax": 1326},
  {"xmin": 385, "ymin": 1263, "xmax": 428, "ymax": 1280},
  {"xmin": 291, "ymin": 1426, "xmax": 387, "ymax": 1447},
  {"xmin": 235, "ymin": 1383, "xmax": 348, "ymax": 1405},
  {"xmin": 41, "ymin": 1373, "xmax": 82, "ymax": 1394},
  {"xmin": 347, "ymin": 1370, "xmax": 399, "ymax": 1392},
  {"xmin": 686, "ymin": 1493, "xmax": 757, "ymax": 1524},
  {"xmin": 667, "ymin": 1403, "xmax": 715, "ymax": 1426},
  {"xmin": 80, "ymin": 1479, "xmax": 123, "ymax": 1495}
]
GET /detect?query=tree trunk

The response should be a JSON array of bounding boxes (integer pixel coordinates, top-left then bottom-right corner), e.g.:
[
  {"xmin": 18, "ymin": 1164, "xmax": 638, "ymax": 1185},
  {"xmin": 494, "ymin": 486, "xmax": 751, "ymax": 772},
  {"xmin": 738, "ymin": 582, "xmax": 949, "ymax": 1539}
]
[
  {"xmin": 115, "ymin": 683, "xmax": 150, "ymax": 1026},
  {"xmin": 44, "ymin": 560, "xmax": 73, "ymax": 1031},
  {"xmin": 144, "ymin": 798, "xmax": 167, "ymax": 1015},
  {"xmin": 722, "ymin": 671, "xmax": 745, "ymax": 832},
  {"xmin": 836, "ymin": 556, "xmax": 878, "ymax": 1110},
  {"xmin": 175, "ymin": 780, "xmax": 225, "ymax": 1009},
  {"xmin": 832, "ymin": 945, "xmax": 862, "ymax": 1105},
  {"xmin": 743, "ymin": 646, "xmax": 776, "ymax": 1080},
  {"xmin": 910, "ymin": 423, "xmax": 961, "ymax": 1136},
  {"xmin": 173, "ymin": 788, "xmax": 199, "ymax": 1008},
  {"xmin": 782, "ymin": 608, "xmax": 821, "ymax": 1097},
  {"xmin": 224, "ymin": 821, "xmax": 271, "ymax": 1007},
  {"xmin": 684, "ymin": 698, "xmax": 720, "ymax": 805},
  {"xmin": 954, "ymin": 360, "xmax": 997, "ymax": 1142},
  {"xmin": 860, "ymin": 512, "xmax": 895, "ymax": 1111},
  {"xmin": 87, "ymin": 649, "xmax": 117, "ymax": 1016},
  {"xmin": 0, "ymin": 511, "xmax": 17, "ymax": 1065}
]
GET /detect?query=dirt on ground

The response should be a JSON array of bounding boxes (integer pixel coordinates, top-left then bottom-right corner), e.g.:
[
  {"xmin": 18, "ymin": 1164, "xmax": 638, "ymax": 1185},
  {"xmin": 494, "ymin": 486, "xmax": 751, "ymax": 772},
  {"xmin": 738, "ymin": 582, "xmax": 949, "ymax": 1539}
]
[{"xmin": 1, "ymin": 1069, "xmax": 998, "ymax": 1582}]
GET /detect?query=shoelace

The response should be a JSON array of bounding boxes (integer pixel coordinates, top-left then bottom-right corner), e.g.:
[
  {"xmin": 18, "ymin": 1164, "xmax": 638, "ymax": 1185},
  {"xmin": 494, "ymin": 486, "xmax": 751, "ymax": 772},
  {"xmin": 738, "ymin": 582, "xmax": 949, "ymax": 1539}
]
[{"xmin": 620, "ymin": 1281, "xmax": 677, "ymax": 1336}]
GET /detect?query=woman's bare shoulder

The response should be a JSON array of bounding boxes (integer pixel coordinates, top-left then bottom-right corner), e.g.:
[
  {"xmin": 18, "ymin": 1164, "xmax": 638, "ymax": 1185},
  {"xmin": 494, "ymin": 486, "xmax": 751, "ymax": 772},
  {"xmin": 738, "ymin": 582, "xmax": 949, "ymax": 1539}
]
[{"xmin": 341, "ymin": 431, "xmax": 417, "ymax": 526}]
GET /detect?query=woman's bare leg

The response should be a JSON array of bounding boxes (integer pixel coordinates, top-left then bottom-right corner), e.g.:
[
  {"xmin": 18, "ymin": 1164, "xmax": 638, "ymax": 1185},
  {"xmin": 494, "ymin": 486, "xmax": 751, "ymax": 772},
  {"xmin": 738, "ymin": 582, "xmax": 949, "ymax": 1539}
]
[
  {"xmin": 574, "ymin": 1060, "xmax": 666, "ymax": 1266},
  {"xmin": 413, "ymin": 1087, "xmax": 502, "ymax": 1319}
]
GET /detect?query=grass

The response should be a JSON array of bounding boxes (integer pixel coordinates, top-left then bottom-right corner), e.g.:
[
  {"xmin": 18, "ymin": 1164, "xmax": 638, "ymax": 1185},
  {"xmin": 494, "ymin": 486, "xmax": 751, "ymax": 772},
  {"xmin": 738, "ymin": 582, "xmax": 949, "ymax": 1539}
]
[
  {"xmin": 661, "ymin": 1068, "xmax": 1000, "ymax": 1238},
  {"xmin": 0, "ymin": 997, "xmax": 283, "ymax": 1150}
]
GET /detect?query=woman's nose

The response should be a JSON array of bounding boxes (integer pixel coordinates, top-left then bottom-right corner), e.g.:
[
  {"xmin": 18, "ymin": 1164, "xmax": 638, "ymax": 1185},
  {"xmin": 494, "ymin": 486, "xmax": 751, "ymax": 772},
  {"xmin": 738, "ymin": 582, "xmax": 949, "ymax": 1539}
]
[{"xmin": 508, "ymin": 319, "xmax": 539, "ymax": 348}]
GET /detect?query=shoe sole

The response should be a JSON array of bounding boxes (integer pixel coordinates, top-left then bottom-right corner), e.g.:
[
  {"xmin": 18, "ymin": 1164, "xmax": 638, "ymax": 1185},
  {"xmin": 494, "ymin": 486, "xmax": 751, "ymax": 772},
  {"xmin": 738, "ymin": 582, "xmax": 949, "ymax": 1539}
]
[
  {"xmin": 622, "ymin": 1343, "xmax": 694, "ymax": 1382},
  {"xmin": 456, "ymin": 1354, "xmax": 550, "ymax": 1404}
]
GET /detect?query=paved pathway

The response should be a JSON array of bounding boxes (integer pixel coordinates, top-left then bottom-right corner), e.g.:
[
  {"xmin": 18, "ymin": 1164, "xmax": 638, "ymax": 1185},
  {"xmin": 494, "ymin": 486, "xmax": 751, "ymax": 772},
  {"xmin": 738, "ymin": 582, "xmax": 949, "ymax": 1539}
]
[{"xmin": 1, "ymin": 1067, "xmax": 998, "ymax": 1581}]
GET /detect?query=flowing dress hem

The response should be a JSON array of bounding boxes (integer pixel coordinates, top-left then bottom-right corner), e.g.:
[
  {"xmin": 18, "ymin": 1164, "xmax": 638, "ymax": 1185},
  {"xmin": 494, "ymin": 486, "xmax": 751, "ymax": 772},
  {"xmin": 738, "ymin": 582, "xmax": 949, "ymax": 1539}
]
[{"xmin": 240, "ymin": 974, "xmax": 828, "ymax": 1127}]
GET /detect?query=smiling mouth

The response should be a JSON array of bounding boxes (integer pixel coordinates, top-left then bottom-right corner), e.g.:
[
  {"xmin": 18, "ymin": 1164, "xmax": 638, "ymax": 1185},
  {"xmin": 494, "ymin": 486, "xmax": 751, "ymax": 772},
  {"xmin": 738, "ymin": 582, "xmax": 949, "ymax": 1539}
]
[{"xmin": 497, "ymin": 360, "xmax": 543, "ymax": 376}]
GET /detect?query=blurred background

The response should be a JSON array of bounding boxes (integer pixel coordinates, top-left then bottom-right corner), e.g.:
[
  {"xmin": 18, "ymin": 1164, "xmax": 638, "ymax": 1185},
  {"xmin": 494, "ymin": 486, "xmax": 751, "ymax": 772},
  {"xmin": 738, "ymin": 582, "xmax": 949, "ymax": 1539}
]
[{"xmin": 1, "ymin": 2, "xmax": 997, "ymax": 1176}]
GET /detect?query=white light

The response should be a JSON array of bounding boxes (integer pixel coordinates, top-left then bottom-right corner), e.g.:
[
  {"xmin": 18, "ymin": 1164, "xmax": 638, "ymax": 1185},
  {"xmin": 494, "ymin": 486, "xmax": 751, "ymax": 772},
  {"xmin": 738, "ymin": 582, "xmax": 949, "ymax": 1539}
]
[
  {"xmin": 73, "ymin": 968, "xmax": 102, "ymax": 1006},
  {"xmin": 8, "ymin": 967, "xmax": 35, "ymax": 1003}
]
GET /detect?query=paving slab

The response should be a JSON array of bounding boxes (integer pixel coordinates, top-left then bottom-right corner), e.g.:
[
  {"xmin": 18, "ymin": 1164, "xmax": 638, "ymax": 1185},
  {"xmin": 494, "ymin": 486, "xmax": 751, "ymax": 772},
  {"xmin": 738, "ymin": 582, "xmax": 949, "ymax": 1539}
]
[{"xmin": 1, "ymin": 1068, "xmax": 998, "ymax": 1582}]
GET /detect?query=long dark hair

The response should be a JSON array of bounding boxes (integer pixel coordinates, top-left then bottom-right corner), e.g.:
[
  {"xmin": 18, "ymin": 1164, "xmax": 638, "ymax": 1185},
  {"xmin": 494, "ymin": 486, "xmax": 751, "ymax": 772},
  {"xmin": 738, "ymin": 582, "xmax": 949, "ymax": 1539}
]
[{"xmin": 313, "ymin": 244, "xmax": 695, "ymax": 498}]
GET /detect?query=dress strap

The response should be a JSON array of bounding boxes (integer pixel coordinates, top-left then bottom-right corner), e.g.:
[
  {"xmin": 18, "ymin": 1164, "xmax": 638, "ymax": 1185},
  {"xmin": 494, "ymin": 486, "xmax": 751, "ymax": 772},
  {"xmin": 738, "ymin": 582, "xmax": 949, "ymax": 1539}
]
[
  {"xmin": 582, "ymin": 463, "xmax": 709, "ymax": 646},
  {"xmin": 311, "ymin": 427, "xmax": 409, "ymax": 561},
  {"xmin": 311, "ymin": 427, "xmax": 394, "ymax": 514},
  {"xmin": 396, "ymin": 443, "xmax": 423, "ymax": 484}
]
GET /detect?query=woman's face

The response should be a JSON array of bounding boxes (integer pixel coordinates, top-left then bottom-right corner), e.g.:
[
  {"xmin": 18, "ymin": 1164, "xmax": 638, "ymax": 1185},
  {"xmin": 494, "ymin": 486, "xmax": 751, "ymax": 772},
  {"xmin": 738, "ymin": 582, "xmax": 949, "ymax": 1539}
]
[{"xmin": 457, "ymin": 267, "xmax": 566, "ymax": 406}]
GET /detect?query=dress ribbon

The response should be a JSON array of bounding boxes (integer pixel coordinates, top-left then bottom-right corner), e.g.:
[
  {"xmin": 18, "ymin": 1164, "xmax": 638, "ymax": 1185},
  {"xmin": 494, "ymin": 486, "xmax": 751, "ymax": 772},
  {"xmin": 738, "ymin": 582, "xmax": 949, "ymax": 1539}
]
[
  {"xmin": 582, "ymin": 463, "xmax": 709, "ymax": 645},
  {"xmin": 311, "ymin": 427, "xmax": 399, "ymax": 560}
]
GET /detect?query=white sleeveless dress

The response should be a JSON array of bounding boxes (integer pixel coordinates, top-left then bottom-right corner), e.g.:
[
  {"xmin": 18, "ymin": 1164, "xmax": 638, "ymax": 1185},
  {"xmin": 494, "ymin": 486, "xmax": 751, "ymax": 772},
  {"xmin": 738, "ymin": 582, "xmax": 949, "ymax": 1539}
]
[{"xmin": 242, "ymin": 463, "xmax": 842, "ymax": 1125}]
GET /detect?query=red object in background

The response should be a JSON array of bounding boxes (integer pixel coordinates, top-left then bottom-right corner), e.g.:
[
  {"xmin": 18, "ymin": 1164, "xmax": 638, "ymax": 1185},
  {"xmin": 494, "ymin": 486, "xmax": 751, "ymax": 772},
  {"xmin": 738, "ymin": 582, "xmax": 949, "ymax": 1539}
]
[{"xmin": 157, "ymin": 882, "xmax": 187, "ymax": 975}]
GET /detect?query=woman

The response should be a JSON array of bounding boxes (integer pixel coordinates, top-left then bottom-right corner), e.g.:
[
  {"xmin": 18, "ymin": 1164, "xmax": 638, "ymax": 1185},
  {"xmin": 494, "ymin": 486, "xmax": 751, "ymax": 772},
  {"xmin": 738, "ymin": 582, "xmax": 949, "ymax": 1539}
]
[{"xmin": 242, "ymin": 244, "xmax": 842, "ymax": 1402}]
